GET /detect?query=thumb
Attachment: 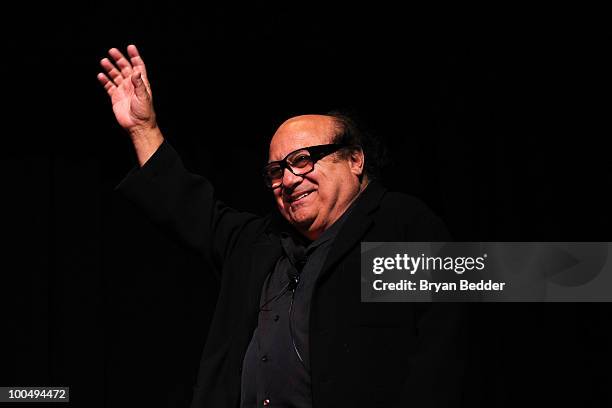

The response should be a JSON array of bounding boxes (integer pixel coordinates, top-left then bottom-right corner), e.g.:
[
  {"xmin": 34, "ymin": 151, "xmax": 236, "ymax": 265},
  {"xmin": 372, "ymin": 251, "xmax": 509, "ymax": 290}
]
[{"xmin": 131, "ymin": 71, "xmax": 149, "ymax": 99}]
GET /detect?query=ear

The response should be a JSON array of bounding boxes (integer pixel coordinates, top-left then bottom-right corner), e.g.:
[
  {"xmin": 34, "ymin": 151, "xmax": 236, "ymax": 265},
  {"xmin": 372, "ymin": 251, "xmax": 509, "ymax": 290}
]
[{"xmin": 347, "ymin": 147, "xmax": 365, "ymax": 177}]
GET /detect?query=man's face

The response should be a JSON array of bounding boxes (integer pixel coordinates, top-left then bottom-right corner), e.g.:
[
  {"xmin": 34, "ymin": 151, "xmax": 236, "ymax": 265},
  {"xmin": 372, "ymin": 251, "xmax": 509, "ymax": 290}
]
[{"xmin": 268, "ymin": 115, "xmax": 364, "ymax": 239}]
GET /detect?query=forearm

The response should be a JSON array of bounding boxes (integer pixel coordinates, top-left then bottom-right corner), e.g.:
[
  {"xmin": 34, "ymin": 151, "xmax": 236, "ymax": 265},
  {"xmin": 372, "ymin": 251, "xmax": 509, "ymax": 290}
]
[
  {"xmin": 129, "ymin": 125, "xmax": 164, "ymax": 167},
  {"xmin": 115, "ymin": 140, "xmax": 262, "ymax": 271},
  {"xmin": 116, "ymin": 140, "xmax": 214, "ymax": 257}
]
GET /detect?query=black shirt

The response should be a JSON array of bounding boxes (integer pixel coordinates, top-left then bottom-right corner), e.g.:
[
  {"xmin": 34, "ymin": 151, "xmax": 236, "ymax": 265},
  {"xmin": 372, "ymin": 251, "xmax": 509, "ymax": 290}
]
[{"xmin": 240, "ymin": 209, "xmax": 351, "ymax": 408}]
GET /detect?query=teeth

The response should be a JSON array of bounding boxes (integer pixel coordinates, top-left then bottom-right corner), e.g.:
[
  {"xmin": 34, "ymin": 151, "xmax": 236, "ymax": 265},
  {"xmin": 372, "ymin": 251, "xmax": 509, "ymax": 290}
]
[{"xmin": 294, "ymin": 192, "xmax": 310, "ymax": 201}]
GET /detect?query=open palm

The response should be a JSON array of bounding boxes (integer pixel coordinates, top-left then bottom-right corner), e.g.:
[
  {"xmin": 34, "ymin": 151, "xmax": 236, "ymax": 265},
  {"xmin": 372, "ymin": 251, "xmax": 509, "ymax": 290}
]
[{"xmin": 97, "ymin": 45, "xmax": 156, "ymax": 132}]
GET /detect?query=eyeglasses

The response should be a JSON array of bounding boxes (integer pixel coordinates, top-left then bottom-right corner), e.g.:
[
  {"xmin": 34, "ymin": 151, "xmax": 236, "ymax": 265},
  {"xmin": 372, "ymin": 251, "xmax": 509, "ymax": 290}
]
[{"xmin": 262, "ymin": 144, "xmax": 347, "ymax": 189}]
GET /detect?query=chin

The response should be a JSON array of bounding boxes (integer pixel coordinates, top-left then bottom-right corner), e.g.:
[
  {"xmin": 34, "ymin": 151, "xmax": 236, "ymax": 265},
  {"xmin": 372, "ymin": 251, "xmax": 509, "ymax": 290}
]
[
  {"xmin": 289, "ymin": 213, "xmax": 315, "ymax": 228},
  {"xmin": 282, "ymin": 207, "xmax": 314, "ymax": 229}
]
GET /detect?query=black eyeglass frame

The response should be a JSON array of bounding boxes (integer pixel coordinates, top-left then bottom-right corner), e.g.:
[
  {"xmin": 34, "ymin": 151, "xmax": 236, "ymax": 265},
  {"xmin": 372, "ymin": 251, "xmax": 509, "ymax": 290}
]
[{"xmin": 262, "ymin": 143, "xmax": 349, "ymax": 189}]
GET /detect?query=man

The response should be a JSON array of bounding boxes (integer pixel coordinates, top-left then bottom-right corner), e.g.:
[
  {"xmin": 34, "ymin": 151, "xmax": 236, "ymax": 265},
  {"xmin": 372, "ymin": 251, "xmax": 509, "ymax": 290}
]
[{"xmin": 98, "ymin": 45, "xmax": 467, "ymax": 408}]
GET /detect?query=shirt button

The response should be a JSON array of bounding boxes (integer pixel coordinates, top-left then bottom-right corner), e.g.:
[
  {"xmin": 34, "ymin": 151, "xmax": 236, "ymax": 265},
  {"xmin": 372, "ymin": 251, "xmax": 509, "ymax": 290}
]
[
  {"xmin": 263, "ymin": 398, "xmax": 270, "ymax": 406},
  {"xmin": 261, "ymin": 355, "xmax": 268, "ymax": 362},
  {"xmin": 273, "ymin": 315, "xmax": 280, "ymax": 322}
]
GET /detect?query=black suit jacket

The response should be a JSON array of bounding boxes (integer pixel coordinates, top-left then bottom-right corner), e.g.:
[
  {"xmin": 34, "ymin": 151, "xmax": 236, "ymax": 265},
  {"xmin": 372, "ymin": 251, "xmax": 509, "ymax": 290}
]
[{"xmin": 116, "ymin": 141, "xmax": 468, "ymax": 408}]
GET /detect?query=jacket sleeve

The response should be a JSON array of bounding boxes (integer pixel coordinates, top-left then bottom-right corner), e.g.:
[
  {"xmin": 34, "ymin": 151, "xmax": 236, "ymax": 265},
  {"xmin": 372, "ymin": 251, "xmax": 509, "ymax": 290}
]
[{"xmin": 114, "ymin": 140, "xmax": 263, "ymax": 276}]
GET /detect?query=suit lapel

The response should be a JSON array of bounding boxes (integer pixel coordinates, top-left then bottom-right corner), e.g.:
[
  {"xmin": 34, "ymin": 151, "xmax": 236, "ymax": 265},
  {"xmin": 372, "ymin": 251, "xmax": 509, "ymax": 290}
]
[
  {"xmin": 246, "ymin": 236, "xmax": 283, "ymax": 318},
  {"xmin": 245, "ymin": 180, "xmax": 386, "ymax": 297},
  {"xmin": 317, "ymin": 180, "xmax": 386, "ymax": 283}
]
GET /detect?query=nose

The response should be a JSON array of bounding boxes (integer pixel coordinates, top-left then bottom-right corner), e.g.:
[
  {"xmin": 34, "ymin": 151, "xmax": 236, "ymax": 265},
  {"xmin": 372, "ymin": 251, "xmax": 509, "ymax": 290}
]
[{"xmin": 281, "ymin": 167, "xmax": 303, "ymax": 192}]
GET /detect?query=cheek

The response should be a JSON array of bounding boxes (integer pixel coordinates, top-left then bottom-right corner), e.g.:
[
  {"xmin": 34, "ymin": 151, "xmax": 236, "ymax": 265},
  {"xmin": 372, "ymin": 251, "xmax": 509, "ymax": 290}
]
[
  {"xmin": 313, "ymin": 176, "xmax": 348, "ymax": 213},
  {"xmin": 312, "ymin": 177, "xmax": 335, "ymax": 203},
  {"xmin": 274, "ymin": 195, "xmax": 293, "ymax": 221},
  {"xmin": 274, "ymin": 194, "xmax": 285, "ymax": 211}
]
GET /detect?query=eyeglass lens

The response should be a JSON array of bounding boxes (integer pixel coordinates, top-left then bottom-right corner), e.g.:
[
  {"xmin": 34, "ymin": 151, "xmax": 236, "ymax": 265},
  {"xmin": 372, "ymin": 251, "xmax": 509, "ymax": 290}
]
[{"xmin": 265, "ymin": 149, "xmax": 314, "ymax": 187}]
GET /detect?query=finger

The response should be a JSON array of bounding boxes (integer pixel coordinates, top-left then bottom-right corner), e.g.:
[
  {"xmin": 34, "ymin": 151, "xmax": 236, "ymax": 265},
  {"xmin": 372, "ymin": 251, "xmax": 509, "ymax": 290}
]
[
  {"xmin": 97, "ymin": 72, "xmax": 116, "ymax": 96},
  {"xmin": 100, "ymin": 58, "xmax": 123, "ymax": 85},
  {"xmin": 130, "ymin": 71, "xmax": 149, "ymax": 100},
  {"xmin": 127, "ymin": 44, "xmax": 146, "ymax": 72},
  {"xmin": 133, "ymin": 66, "xmax": 152, "ymax": 97},
  {"xmin": 108, "ymin": 47, "xmax": 133, "ymax": 78},
  {"xmin": 127, "ymin": 44, "xmax": 151, "ymax": 93}
]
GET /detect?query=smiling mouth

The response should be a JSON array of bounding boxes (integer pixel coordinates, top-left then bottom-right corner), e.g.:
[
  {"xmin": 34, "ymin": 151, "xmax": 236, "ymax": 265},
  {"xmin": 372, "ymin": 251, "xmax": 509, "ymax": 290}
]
[{"xmin": 287, "ymin": 191, "xmax": 313, "ymax": 204}]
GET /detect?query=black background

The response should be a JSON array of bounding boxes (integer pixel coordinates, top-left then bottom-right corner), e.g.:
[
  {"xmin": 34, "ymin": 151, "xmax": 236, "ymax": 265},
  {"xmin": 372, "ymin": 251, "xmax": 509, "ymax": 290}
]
[{"xmin": 2, "ymin": 4, "xmax": 611, "ymax": 407}]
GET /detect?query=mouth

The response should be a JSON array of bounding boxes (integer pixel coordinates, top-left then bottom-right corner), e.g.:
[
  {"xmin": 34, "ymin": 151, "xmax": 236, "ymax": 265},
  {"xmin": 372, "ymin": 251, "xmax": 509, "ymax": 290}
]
[{"xmin": 285, "ymin": 190, "xmax": 314, "ymax": 204}]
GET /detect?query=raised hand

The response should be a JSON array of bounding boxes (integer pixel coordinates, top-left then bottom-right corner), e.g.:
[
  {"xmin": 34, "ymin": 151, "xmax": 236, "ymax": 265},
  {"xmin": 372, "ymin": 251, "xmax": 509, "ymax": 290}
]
[
  {"xmin": 98, "ymin": 45, "xmax": 163, "ymax": 166},
  {"xmin": 97, "ymin": 45, "xmax": 157, "ymax": 133}
]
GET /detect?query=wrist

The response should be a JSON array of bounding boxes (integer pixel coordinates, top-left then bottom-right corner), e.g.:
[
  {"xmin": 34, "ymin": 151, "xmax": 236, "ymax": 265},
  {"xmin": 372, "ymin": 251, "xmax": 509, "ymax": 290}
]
[
  {"xmin": 128, "ymin": 122, "xmax": 160, "ymax": 142},
  {"xmin": 128, "ymin": 125, "xmax": 165, "ymax": 167}
]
